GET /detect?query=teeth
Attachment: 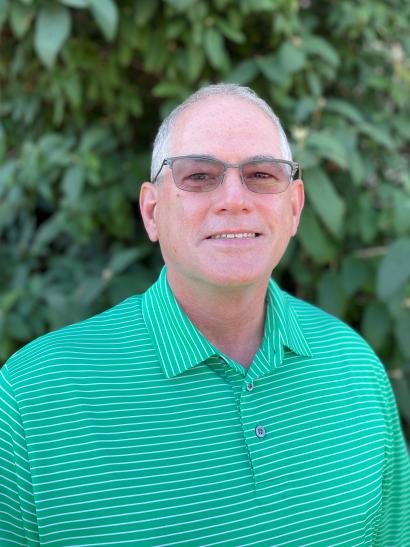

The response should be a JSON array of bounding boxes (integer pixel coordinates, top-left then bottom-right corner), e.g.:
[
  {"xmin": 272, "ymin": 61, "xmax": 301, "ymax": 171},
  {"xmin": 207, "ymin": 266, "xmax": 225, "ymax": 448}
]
[{"xmin": 211, "ymin": 233, "xmax": 257, "ymax": 239}]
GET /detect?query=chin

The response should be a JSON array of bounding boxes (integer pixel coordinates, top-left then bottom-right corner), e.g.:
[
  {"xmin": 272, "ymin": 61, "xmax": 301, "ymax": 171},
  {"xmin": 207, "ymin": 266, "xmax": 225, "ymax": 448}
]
[{"xmin": 200, "ymin": 267, "xmax": 268, "ymax": 290}]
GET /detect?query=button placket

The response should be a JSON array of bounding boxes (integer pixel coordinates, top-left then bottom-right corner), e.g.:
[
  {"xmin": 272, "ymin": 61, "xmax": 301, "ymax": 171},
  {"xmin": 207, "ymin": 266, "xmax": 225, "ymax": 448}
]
[{"xmin": 238, "ymin": 379, "xmax": 274, "ymax": 488}]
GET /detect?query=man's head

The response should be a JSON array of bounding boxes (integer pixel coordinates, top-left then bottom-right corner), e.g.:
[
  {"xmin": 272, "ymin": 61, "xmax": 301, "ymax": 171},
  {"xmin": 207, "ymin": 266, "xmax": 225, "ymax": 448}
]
[
  {"xmin": 150, "ymin": 83, "xmax": 293, "ymax": 182},
  {"xmin": 140, "ymin": 84, "xmax": 304, "ymax": 296}
]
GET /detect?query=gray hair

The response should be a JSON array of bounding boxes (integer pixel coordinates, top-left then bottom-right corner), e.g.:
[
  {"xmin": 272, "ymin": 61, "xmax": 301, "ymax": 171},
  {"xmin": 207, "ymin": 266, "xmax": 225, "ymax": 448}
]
[{"xmin": 150, "ymin": 83, "xmax": 292, "ymax": 181}]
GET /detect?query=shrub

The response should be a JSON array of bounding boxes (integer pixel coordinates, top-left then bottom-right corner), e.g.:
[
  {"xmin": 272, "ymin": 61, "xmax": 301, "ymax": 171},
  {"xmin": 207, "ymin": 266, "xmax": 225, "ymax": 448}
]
[{"xmin": 1, "ymin": 0, "xmax": 409, "ymax": 433}]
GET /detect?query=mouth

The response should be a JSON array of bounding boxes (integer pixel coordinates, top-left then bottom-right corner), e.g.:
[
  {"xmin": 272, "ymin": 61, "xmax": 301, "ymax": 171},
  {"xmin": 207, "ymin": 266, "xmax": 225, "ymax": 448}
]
[{"xmin": 206, "ymin": 232, "xmax": 261, "ymax": 240}]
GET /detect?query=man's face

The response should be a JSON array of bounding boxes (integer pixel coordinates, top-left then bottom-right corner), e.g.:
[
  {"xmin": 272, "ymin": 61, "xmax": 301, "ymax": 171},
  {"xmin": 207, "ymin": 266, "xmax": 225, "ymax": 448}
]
[{"xmin": 140, "ymin": 96, "xmax": 304, "ymax": 295}]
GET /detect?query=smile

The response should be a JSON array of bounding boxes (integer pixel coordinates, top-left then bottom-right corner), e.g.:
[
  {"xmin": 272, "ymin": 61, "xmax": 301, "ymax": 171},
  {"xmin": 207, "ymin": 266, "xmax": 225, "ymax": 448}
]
[{"xmin": 209, "ymin": 232, "xmax": 258, "ymax": 239}]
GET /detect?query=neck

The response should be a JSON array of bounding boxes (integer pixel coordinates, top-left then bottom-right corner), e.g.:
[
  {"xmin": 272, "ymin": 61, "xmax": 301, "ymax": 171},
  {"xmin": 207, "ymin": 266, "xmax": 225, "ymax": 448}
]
[{"xmin": 167, "ymin": 272, "xmax": 269, "ymax": 368}]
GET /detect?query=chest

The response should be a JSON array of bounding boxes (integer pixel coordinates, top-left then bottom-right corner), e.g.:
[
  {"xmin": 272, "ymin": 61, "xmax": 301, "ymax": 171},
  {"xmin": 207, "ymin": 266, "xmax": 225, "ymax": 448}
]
[{"xmin": 23, "ymin": 363, "xmax": 385, "ymax": 546}]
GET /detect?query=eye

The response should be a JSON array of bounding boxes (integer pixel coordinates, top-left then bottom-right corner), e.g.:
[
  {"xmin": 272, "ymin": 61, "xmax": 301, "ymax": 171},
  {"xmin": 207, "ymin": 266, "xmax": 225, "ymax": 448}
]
[
  {"xmin": 249, "ymin": 171, "xmax": 275, "ymax": 179},
  {"xmin": 244, "ymin": 162, "xmax": 289, "ymax": 183},
  {"xmin": 245, "ymin": 169, "xmax": 278, "ymax": 182},
  {"xmin": 187, "ymin": 171, "xmax": 213, "ymax": 181}
]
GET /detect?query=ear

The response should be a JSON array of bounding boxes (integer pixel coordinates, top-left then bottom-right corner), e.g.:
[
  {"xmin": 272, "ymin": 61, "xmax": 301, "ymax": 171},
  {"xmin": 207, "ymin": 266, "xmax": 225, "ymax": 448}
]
[
  {"xmin": 139, "ymin": 182, "xmax": 159, "ymax": 242},
  {"xmin": 289, "ymin": 178, "xmax": 305, "ymax": 236}
]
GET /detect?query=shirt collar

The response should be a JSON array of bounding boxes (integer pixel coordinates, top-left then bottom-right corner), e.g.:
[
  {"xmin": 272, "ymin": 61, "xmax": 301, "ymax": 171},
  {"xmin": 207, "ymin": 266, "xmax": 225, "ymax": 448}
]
[
  {"xmin": 142, "ymin": 266, "xmax": 312, "ymax": 379},
  {"xmin": 142, "ymin": 267, "xmax": 217, "ymax": 378},
  {"xmin": 265, "ymin": 276, "xmax": 313, "ymax": 360}
]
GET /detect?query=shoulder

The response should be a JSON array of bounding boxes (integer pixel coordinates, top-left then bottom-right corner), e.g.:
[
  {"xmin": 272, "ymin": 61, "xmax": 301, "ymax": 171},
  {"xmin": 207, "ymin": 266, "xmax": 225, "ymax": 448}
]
[
  {"xmin": 282, "ymin": 291, "xmax": 394, "ymax": 413},
  {"xmin": 4, "ymin": 294, "xmax": 145, "ymax": 380},
  {"xmin": 284, "ymin": 290, "xmax": 385, "ymax": 370},
  {"xmin": 286, "ymin": 290, "xmax": 369, "ymax": 341}
]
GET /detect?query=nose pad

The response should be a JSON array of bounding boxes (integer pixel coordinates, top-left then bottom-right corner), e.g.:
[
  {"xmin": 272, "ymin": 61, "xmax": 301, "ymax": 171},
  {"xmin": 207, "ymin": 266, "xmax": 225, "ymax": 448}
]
[
  {"xmin": 222, "ymin": 166, "xmax": 245, "ymax": 189},
  {"xmin": 215, "ymin": 166, "xmax": 252, "ymax": 212}
]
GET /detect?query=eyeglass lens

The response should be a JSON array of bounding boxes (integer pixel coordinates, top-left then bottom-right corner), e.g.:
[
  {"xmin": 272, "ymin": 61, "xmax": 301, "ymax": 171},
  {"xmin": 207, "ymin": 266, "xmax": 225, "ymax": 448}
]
[{"xmin": 170, "ymin": 158, "xmax": 292, "ymax": 194}]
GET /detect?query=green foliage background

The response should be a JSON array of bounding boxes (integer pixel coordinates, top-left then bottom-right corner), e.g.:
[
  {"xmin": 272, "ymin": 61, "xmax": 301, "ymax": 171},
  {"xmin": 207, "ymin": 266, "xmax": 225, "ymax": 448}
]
[{"xmin": 1, "ymin": 0, "xmax": 410, "ymax": 433}]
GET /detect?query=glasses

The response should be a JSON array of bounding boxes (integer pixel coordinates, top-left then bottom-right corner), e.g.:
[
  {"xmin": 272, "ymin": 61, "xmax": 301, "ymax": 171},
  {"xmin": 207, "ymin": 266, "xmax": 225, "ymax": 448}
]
[{"xmin": 152, "ymin": 155, "xmax": 301, "ymax": 194}]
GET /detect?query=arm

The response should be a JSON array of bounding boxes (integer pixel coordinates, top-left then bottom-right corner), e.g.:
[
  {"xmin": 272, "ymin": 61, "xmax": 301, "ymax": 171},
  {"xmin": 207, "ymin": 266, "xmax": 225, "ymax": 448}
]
[
  {"xmin": 375, "ymin": 369, "xmax": 410, "ymax": 546},
  {"xmin": 0, "ymin": 364, "xmax": 39, "ymax": 546}
]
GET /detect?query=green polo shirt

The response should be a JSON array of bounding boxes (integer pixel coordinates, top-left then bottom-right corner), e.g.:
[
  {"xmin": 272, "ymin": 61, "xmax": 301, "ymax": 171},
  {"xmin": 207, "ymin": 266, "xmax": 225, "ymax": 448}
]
[{"xmin": 1, "ymin": 267, "xmax": 409, "ymax": 546}]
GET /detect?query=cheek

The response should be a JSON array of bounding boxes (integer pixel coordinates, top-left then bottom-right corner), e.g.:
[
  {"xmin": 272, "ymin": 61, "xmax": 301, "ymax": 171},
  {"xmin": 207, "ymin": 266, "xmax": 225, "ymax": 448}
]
[
  {"xmin": 156, "ymin": 190, "xmax": 207, "ymax": 251},
  {"xmin": 266, "ymin": 200, "xmax": 296, "ymax": 237},
  {"xmin": 156, "ymin": 204, "xmax": 186, "ymax": 256}
]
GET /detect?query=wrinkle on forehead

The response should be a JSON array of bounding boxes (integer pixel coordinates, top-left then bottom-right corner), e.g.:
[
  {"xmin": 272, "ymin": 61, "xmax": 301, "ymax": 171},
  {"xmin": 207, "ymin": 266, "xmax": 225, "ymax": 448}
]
[{"xmin": 168, "ymin": 96, "xmax": 284, "ymax": 160}]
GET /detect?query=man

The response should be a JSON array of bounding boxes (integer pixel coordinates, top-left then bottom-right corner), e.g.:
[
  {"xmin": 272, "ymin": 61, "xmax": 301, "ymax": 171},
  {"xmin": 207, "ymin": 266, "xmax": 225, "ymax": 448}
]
[{"xmin": 0, "ymin": 84, "xmax": 409, "ymax": 546}]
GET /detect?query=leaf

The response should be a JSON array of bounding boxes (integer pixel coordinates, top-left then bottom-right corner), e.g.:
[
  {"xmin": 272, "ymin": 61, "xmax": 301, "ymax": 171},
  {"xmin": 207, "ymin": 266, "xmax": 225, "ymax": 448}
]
[
  {"xmin": 244, "ymin": 0, "xmax": 274, "ymax": 10},
  {"xmin": 185, "ymin": 47, "xmax": 205, "ymax": 82},
  {"xmin": 325, "ymin": 99, "xmax": 364, "ymax": 125},
  {"xmin": 360, "ymin": 123, "xmax": 396, "ymax": 150},
  {"xmin": 59, "ymin": 0, "xmax": 89, "ymax": 7},
  {"xmin": 297, "ymin": 209, "xmax": 336, "ymax": 265},
  {"xmin": 390, "ymin": 376, "xmax": 410, "ymax": 423},
  {"xmin": 213, "ymin": 0, "xmax": 230, "ymax": 8},
  {"xmin": 303, "ymin": 36, "xmax": 339, "ymax": 67},
  {"xmin": 356, "ymin": 195, "xmax": 378, "ymax": 243},
  {"xmin": 152, "ymin": 82, "xmax": 188, "ymax": 99},
  {"xmin": 377, "ymin": 238, "xmax": 410, "ymax": 301},
  {"xmin": 74, "ymin": 277, "xmax": 104, "ymax": 306},
  {"xmin": 204, "ymin": 27, "xmax": 229, "ymax": 71},
  {"xmin": 0, "ymin": 122, "xmax": 5, "ymax": 164},
  {"xmin": 293, "ymin": 146, "xmax": 319, "ymax": 170},
  {"xmin": 80, "ymin": 127, "xmax": 111, "ymax": 151},
  {"xmin": 348, "ymin": 149, "xmax": 367, "ymax": 185},
  {"xmin": 318, "ymin": 271, "xmax": 346, "ymax": 318},
  {"xmin": 341, "ymin": 256, "xmax": 369, "ymax": 297},
  {"xmin": 294, "ymin": 97, "xmax": 316, "ymax": 122},
  {"xmin": 163, "ymin": 0, "xmax": 196, "ymax": 8},
  {"xmin": 0, "ymin": 290, "xmax": 20, "ymax": 313},
  {"xmin": 88, "ymin": 0, "xmax": 118, "ymax": 41},
  {"xmin": 306, "ymin": 72, "xmax": 322, "ymax": 96},
  {"xmin": 134, "ymin": 0, "xmax": 158, "ymax": 25},
  {"xmin": 32, "ymin": 214, "xmax": 64, "ymax": 253},
  {"xmin": 256, "ymin": 54, "xmax": 289, "ymax": 86},
  {"xmin": 62, "ymin": 73, "xmax": 82, "ymax": 108},
  {"xmin": 34, "ymin": 5, "xmax": 72, "ymax": 68},
  {"xmin": 144, "ymin": 32, "xmax": 168, "ymax": 71},
  {"xmin": 216, "ymin": 18, "xmax": 245, "ymax": 44},
  {"xmin": 304, "ymin": 167, "xmax": 346, "ymax": 238},
  {"xmin": 224, "ymin": 59, "xmax": 258, "ymax": 85},
  {"xmin": 278, "ymin": 42, "xmax": 306, "ymax": 74},
  {"xmin": 10, "ymin": 1, "xmax": 35, "ymax": 38},
  {"xmin": 108, "ymin": 248, "xmax": 145, "ymax": 274},
  {"xmin": 0, "ymin": 312, "xmax": 4, "ymax": 345},
  {"xmin": 395, "ymin": 309, "xmax": 410, "ymax": 359},
  {"xmin": 392, "ymin": 190, "xmax": 410, "ymax": 235},
  {"xmin": 0, "ymin": 160, "xmax": 17, "ymax": 198},
  {"xmin": 165, "ymin": 20, "xmax": 185, "ymax": 40},
  {"xmin": 6, "ymin": 313, "xmax": 32, "ymax": 341},
  {"xmin": 306, "ymin": 130, "xmax": 348, "ymax": 168},
  {"xmin": 393, "ymin": 117, "xmax": 410, "ymax": 141},
  {"xmin": 361, "ymin": 302, "xmax": 390, "ymax": 351},
  {"xmin": 62, "ymin": 165, "xmax": 85, "ymax": 204},
  {"xmin": 0, "ymin": 0, "xmax": 9, "ymax": 31}
]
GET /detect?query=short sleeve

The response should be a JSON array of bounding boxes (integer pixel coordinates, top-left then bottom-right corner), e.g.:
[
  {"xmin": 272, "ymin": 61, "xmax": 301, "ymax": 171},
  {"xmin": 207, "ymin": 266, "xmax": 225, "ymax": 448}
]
[
  {"xmin": 0, "ymin": 363, "xmax": 39, "ymax": 546},
  {"xmin": 374, "ymin": 369, "xmax": 410, "ymax": 546}
]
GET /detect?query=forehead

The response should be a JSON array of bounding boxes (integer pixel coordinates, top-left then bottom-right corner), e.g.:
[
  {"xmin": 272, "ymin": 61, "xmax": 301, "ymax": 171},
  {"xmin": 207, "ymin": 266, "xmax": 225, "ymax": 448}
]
[{"xmin": 168, "ymin": 96, "xmax": 283, "ymax": 159}]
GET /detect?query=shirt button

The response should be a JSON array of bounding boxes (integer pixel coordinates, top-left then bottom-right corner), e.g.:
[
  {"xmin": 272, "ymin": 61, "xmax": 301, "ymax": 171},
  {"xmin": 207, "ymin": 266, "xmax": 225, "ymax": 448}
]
[
  {"xmin": 255, "ymin": 425, "xmax": 266, "ymax": 438},
  {"xmin": 246, "ymin": 382, "xmax": 254, "ymax": 392}
]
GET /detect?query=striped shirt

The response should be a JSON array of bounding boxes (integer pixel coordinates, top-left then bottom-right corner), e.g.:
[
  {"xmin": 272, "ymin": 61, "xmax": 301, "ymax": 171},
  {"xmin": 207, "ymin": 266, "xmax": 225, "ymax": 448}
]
[{"xmin": 0, "ymin": 266, "xmax": 409, "ymax": 546}]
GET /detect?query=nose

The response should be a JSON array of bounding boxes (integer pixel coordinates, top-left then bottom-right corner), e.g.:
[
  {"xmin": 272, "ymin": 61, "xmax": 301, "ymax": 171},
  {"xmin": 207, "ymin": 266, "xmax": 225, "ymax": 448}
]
[{"xmin": 212, "ymin": 166, "xmax": 253, "ymax": 214}]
